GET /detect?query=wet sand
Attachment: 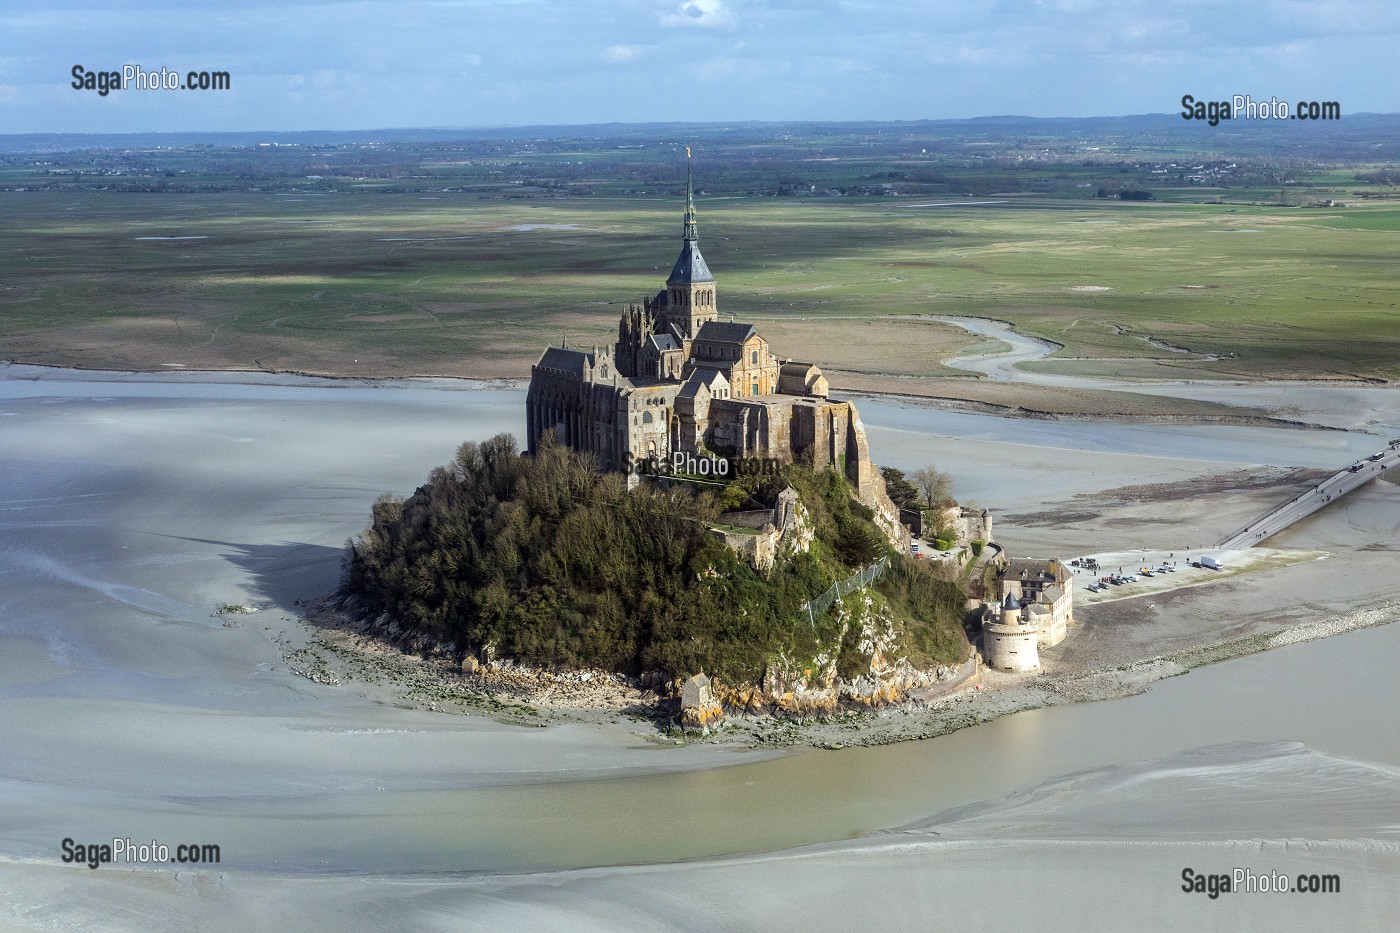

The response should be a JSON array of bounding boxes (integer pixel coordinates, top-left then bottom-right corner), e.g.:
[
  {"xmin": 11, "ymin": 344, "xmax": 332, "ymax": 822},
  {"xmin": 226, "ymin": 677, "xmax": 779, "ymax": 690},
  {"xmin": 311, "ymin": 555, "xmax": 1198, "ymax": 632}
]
[
  {"xmin": 2, "ymin": 365, "xmax": 1397, "ymax": 930},
  {"xmin": 5, "ymin": 739, "xmax": 1396, "ymax": 931}
]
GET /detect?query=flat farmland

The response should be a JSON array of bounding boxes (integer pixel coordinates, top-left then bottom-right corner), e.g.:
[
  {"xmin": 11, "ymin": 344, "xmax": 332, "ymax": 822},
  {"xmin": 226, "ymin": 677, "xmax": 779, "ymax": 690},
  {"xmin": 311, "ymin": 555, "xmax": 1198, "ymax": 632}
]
[{"xmin": 2, "ymin": 189, "xmax": 1398, "ymax": 382}]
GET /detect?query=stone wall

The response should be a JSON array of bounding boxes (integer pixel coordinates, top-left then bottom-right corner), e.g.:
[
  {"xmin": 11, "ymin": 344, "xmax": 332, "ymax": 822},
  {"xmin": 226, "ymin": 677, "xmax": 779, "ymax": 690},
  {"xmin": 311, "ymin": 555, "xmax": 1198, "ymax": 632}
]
[
  {"xmin": 711, "ymin": 486, "xmax": 810, "ymax": 572},
  {"xmin": 983, "ymin": 618, "xmax": 1041, "ymax": 672},
  {"xmin": 717, "ymin": 508, "xmax": 776, "ymax": 530},
  {"xmin": 710, "ymin": 526, "xmax": 779, "ymax": 571},
  {"xmin": 1039, "ymin": 591, "xmax": 1071, "ymax": 648},
  {"xmin": 940, "ymin": 506, "xmax": 993, "ymax": 547}
]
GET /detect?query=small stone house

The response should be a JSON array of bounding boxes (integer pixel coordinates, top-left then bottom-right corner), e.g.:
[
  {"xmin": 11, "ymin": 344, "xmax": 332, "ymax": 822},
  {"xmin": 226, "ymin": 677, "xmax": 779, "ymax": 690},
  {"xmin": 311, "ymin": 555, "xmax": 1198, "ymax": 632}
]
[{"xmin": 681, "ymin": 673, "xmax": 713, "ymax": 709}]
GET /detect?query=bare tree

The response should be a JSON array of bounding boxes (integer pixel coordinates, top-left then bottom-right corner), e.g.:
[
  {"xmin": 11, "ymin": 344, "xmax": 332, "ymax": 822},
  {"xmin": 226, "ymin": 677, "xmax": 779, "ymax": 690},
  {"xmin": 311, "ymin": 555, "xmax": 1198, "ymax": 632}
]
[{"xmin": 910, "ymin": 465, "xmax": 952, "ymax": 510}]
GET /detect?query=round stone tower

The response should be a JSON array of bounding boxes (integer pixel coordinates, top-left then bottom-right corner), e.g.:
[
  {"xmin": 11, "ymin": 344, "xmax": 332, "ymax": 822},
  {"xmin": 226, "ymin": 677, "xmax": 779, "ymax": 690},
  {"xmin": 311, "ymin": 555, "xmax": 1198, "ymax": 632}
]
[{"xmin": 982, "ymin": 593, "xmax": 1041, "ymax": 673}]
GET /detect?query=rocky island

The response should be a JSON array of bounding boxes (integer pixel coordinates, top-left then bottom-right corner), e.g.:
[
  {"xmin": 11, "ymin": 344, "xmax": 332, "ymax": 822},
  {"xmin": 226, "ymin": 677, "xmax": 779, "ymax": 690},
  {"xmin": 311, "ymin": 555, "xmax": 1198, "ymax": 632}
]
[{"xmin": 334, "ymin": 158, "xmax": 1005, "ymax": 734}]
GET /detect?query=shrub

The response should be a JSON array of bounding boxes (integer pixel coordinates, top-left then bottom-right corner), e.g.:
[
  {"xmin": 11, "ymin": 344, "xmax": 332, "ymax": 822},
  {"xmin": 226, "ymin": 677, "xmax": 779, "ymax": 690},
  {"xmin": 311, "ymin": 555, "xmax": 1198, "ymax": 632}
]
[
  {"xmin": 341, "ymin": 434, "xmax": 912, "ymax": 683},
  {"xmin": 876, "ymin": 557, "xmax": 971, "ymax": 667}
]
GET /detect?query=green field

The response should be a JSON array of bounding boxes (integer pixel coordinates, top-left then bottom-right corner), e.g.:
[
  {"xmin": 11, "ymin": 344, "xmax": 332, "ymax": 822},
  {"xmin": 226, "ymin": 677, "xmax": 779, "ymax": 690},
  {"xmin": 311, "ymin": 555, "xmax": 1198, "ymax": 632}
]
[{"xmin": 2, "ymin": 186, "xmax": 1398, "ymax": 381}]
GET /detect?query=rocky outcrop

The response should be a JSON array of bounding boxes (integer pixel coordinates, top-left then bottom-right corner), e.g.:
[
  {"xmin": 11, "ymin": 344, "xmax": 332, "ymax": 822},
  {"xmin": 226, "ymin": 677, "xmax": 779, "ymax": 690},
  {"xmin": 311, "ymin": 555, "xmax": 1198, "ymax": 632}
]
[
  {"xmin": 329, "ymin": 583, "xmax": 968, "ymax": 734},
  {"xmin": 705, "ymin": 590, "xmax": 971, "ymax": 720}
]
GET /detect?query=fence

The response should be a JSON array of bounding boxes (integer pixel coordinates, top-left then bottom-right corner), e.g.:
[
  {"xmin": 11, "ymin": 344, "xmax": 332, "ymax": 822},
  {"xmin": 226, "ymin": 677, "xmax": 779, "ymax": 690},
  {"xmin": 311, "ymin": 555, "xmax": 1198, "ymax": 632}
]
[{"xmin": 798, "ymin": 556, "xmax": 889, "ymax": 629}]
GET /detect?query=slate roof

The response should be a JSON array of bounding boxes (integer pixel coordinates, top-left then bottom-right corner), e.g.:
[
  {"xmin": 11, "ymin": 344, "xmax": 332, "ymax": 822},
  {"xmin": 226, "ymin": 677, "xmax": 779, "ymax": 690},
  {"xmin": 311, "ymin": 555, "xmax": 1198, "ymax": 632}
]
[
  {"xmin": 536, "ymin": 346, "xmax": 593, "ymax": 376},
  {"xmin": 648, "ymin": 333, "xmax": 680, "ymax": 353},
  {"xmin": 1008, "ymin": 558, "xmax": 1068, "ymax": 583},
  {"xmin": 695, "ymin": 320, "xmax": 756, "ymax": 344},
  {"xmin": 678, "ymin": 371, "xmax": 709, "ymax": 400},
  {"xmin": 667, "ymin": 240, "xmax": 714, "ymax": 284},
  {"xmin": 678, "ymin": 368, "xmax": 728, "ymax": 399}
]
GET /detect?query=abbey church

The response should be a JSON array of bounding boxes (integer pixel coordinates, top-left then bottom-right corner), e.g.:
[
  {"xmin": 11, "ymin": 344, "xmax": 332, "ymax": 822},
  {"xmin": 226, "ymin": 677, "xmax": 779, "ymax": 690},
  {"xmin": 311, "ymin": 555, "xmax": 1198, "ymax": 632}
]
[{"xmin": 525, "ymin": 153, "xmax": 902, "ymax": 537}]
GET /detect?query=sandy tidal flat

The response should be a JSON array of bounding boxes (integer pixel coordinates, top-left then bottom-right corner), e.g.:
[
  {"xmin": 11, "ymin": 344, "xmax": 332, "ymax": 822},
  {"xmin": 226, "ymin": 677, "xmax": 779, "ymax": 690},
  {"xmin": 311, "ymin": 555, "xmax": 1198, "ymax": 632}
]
[
  {"xmin": 4, "ymin": 742, "xmax": 1396, "ymax": 932},
  {"xmin": 2, "ymin": 367, "xmax": 1398, "ymax": 931}
]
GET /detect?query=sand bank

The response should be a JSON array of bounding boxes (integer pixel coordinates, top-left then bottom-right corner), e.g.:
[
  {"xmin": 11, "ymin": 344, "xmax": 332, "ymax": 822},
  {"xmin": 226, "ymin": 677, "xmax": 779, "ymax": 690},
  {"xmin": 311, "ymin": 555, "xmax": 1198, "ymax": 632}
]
[
  {"xmin": 4, "ymin": 741, "xmax": 1395, "ymax": 932},
  {"xmin": 3, "ymin": 369, "xmax": 1397, "ymax": 931}
]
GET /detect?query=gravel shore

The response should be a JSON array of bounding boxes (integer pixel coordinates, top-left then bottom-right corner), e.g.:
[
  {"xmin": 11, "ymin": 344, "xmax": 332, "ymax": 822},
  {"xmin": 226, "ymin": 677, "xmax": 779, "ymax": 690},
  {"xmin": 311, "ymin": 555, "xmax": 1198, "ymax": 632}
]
[{"xmin": 292, "ymin": 586, "xmax": 1400, "ymax": 751}]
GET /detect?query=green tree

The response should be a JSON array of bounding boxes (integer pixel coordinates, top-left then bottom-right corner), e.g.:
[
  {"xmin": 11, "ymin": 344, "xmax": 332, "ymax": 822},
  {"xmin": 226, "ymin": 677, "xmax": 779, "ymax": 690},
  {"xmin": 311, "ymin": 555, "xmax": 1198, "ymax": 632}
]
[
  {"xmin": 880, "ymin": 466, "xmax": 921, "ymax": 511},
  {"xmin": 342, "ymin": 434, "xmax": 929, "ymax": 683}
]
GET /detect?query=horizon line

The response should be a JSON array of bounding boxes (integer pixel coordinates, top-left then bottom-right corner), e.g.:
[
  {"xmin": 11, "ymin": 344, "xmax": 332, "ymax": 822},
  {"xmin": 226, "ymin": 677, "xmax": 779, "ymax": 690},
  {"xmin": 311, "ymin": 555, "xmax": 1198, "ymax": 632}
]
[{"xmin": 6, "ymin": 111, "xmax": 1400, "ymax": 140}]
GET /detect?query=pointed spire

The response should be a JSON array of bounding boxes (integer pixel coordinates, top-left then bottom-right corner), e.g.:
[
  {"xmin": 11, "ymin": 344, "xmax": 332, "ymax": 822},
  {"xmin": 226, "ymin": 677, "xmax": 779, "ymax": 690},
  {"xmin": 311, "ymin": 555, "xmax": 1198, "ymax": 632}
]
[
  {"xmin": 683, "ymin": 145, "xmax": 697, "ymax": 242},
  {"xmin": 666, "ymin": 147, "xmax": 713, "ymax": 285}
]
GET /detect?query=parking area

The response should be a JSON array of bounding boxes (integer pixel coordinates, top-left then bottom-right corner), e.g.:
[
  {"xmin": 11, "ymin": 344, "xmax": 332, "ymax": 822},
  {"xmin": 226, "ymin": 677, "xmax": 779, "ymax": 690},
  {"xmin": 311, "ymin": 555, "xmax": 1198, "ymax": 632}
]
[{"xmin": 1066, "ymin": 547, "xmax": 1327, "ymax": 605}]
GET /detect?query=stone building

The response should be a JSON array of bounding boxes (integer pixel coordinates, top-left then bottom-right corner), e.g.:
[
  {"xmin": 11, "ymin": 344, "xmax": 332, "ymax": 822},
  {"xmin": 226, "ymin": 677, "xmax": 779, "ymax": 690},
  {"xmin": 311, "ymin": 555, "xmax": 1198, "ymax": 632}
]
[
  {"xmin": 939, "ymin": 506, "xmax": 993, "ymax": 548},
  {"xmin": 525, "ymin": 153, "xmax": 907, "ymax": 548},
  {"xmin": 678, "ymin": 672, "xmax": 725, "ymax": 735},
  {"xmin": 980, "ymin": 558, "xmax": 1073, "ymax": 672},
  {"xmin": 708, "ymin": 487, "xmax": 813, "ymax": 573}
]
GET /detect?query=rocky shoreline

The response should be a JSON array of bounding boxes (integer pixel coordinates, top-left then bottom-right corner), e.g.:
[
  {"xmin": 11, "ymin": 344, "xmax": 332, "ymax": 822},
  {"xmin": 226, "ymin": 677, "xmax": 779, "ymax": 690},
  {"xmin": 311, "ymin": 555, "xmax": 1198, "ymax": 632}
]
[
  {"xmin": 292, "ymin": 595, "xmax": 1400, "ymax": 750},
  {"xmin": 300, "ymin": 597, "xmax": 980, "ymax": 740}
]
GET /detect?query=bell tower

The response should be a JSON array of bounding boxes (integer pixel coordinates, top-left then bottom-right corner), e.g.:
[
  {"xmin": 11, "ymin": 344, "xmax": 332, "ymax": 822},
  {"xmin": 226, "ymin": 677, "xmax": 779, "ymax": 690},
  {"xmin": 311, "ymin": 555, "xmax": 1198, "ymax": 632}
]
[{"xmin": 665, "ymin": 147, "xmax": 717, "ymax": 339}]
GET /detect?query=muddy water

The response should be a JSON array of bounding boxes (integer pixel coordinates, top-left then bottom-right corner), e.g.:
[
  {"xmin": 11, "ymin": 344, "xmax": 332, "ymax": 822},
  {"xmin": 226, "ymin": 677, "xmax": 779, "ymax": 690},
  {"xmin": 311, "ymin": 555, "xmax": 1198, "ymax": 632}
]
[
  {"xmin": 934, "ymin": 316, "xmax": 1400, "ymax": 435},
  {"xmin": 2, "ymin": 370, "xmax": 1397, "ymax": 877}
]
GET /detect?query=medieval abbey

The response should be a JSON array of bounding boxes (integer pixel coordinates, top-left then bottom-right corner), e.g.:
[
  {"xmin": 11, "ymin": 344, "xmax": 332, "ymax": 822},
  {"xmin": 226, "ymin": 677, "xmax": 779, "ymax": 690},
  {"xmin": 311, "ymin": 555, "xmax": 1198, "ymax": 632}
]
[
  {"xmin": 525, "ymin": 153, "xmax": 903, "ymax": 541},
  {"xmin": 524, "ymin": 153, "xmax": 1076, "ymax": 676}
]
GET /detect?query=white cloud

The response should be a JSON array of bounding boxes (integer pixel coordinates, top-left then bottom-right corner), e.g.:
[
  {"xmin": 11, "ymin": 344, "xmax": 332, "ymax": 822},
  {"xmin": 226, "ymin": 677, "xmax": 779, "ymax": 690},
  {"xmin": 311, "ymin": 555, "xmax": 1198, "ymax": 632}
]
[
  {"xmin": 661, "ymin": 0, "xmax": 737, "ymax": 29},
  {"xmin": 600, "ymin": 44, "xmax": 652, "ymax": 62},
  {"xmin": 954, "ymin": 44, "xmax": 1000, "ymax": 65}
]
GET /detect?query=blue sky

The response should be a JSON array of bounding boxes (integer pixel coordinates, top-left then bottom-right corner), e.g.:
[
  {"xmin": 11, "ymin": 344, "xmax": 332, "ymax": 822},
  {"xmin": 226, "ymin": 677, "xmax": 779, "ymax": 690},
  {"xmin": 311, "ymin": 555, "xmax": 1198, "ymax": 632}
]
[{"xmin": 3, "ymin": 0, "xmax": 1397, "ymax": 133}]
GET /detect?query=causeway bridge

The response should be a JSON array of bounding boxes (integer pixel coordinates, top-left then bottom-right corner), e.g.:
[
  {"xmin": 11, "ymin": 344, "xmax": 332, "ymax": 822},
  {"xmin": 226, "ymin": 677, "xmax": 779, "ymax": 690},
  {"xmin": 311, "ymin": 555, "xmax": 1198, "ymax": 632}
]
[{"xmin": 1215, "ymin": 442, "xmax": 1400, "ymax": 551}]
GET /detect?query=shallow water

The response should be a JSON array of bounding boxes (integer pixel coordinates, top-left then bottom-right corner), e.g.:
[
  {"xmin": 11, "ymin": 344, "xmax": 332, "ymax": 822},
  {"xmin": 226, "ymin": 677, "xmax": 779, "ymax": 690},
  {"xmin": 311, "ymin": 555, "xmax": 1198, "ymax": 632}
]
[
  {"xmin": 858, "ymin": 395, "xmax": 1380, "ymax": 466},
  {"xmin": 1, "ymin": 372, "xmax": 1397, "ymax": 880},
  {"xmin": 930, "ymin": 316, "xmax": 1400, "ymax": 435}
]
